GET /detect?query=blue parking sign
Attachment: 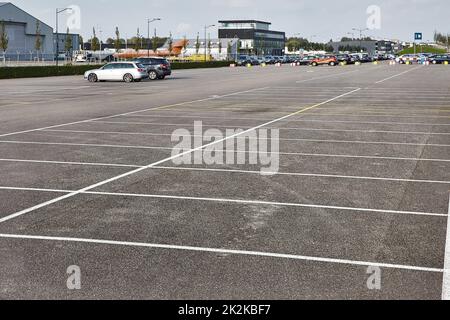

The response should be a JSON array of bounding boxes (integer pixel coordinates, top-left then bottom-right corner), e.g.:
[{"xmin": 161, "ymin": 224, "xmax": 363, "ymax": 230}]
[{"xmin": 415, "ymin": 33, "xmax": 423, "ymax": 40}]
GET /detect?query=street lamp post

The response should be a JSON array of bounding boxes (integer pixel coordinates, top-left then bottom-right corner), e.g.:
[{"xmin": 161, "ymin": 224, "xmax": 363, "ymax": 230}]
[
  {"xmin": 352, "ymin": 28, "xmax": 369, "ymax": 52},
  {"xmin": 204, "ymin": 24, "xmax": 215, "ymax": 62},
  {"xmin": 56, "ymin": 7, "xmax": 72, "ymax": 67},
  {"xmin": 147, "ymin": 18, "xmax": 161, "ymax": 57}
]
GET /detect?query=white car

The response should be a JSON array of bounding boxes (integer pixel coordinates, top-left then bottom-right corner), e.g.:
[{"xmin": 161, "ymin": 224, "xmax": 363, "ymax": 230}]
[
  {"xmin": 395, "ymin": 54, "xmax": 418, "ymax": 64},
  {"xmin": 84, "ymin": 62, "xmax": 149, "ymax": 83}
]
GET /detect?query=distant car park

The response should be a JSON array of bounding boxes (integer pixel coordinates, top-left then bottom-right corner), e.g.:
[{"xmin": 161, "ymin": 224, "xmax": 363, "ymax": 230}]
[{"xmin": 84, "ymin": 62, "xmax": 149, "ymax": 83}]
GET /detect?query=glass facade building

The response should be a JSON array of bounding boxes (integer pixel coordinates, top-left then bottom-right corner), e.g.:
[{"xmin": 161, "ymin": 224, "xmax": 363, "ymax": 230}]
[{"xmin": 218, "ymin": 20, "xmax": 285, "ymax": 56}]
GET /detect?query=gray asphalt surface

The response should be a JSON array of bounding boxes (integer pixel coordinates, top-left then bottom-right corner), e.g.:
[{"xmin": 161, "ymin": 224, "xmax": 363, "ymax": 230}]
[{"xmin": 0, "ymin": 62, "xmax": 449, "ymax": 300}]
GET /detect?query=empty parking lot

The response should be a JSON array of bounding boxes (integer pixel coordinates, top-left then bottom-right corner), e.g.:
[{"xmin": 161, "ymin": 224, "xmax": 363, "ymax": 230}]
[{"xmin": 0, "ymin": 63, "xmax": 449, "ymax": 299}]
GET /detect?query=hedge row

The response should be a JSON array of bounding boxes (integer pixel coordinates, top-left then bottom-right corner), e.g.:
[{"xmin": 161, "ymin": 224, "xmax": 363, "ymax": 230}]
[
  {"xmin": 171, "ymin": 61, "xmax": 232, "ymax": 69},
  {"xmin": 0, "ymin": 61, "xmax": 232, "ymax": 79}
]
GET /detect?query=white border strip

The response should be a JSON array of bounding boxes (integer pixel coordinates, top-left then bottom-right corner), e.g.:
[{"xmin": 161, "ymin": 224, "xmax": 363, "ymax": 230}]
[
  {"xmin": 442, "ymin": 194, "xmax": 450, "ymax": 299},
  {"xmin": 0, "ymin": 233, "xmax": 443, "ymax": 273}
]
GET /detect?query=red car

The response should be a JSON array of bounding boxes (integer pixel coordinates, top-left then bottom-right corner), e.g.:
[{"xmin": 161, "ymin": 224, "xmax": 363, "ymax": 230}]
[{"xmin": 311, "ymin": 55, "xmax": 338, "ymax": 66}]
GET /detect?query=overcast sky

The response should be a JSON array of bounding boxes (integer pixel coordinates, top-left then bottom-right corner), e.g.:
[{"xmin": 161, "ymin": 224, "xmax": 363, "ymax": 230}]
[{"xmin": 9, "ymin": 0, "xmax": 449, "ymax": 42}]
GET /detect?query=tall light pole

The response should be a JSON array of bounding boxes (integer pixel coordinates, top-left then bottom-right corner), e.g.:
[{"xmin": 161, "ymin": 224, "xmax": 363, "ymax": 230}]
[
  {"xmin": 204, "ymin": 24, "xmax": 215, "ymax": 62},
  {"xmin": 147, "ymin": 18, "xmax": 161, "ymax": 57},
  {"xmin": 56, "ymin": 7, "xmax": 72, "ymax": 66},
  {"xmin": 352, "ymin": 28, "xmax": 369, "ymax": 52}
]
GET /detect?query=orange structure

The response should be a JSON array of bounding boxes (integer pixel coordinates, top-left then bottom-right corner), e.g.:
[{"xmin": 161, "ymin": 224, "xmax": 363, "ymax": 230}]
[{"xmin": 113, "ymin": 39, "xmax": 188, "ymax": 59}]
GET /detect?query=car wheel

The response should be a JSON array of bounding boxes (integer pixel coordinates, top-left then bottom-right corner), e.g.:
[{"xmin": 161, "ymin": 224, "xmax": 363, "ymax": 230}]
[
  {"xmin": 432, "ymin": 60, "xmax": 437, "ymax": 64},
  {"xmin": 88, "ymin": 73, "xmax": 98, "ymax": 83},
  {"xmin": 149, "ymin": 71, "xmax": 158, "ymax": 80},
  {"xmin": 123, "ymin": 73, "xmax": 134, "ymax": 83},
  {"xmin": 312, "ymin": 62, "xmax": 318, "ymax": 66},
  {"xmin": 329, "ymin": 62, "xmax": 336, "ymax": 66}
]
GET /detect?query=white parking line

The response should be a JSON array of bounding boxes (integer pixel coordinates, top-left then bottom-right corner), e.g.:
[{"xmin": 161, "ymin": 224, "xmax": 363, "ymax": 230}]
[
  {"xmin": 0, "ymin": 233, "xmax": 443, "ymax": 273},
  {"xmin": 0, "ymin": 87, "xmax": 269, "ymax": 138},
  {"xmin": 113, "ymin": 114, "xmax": 450, "ymax": 126},
  {"xmin": 0, "ymin": 158, "xmax": 141, "ymax": 168},
  {"xmin": 0, "ymin": 88, "xmax": 362, "ymax": 225},
  {"xmin": 300, "ymin": 113, "xmax": 450, "ymax": 119},
  {"xmin": 0, "ymin": 187, "xmax": 446, "ymax": 218},
  {"xmin": 82, "ymin": 122, "xmax": 450, "ymax": 136},
  {"xmin": 296, "ymin": 69, "xmax": 361, "ymax": 83},
  {"xmin": 375, "ymin": 66, "xmax": 423, "ymax": 84},
  {"xmin": 1, "ymin": 138, "xmax": 447, "ymax": 148},
  {"xmin": 0, "ymin": 186, "xmax": 73, "ymax": 193},
  {"xmin": 151, "ymin": 166, "xmax": 450, "ymax": 185},
  {"xmin": 442, "ymin": 195, "xmax": 450, "ymax": 300},
  {"xmin": 0, "ymin": 158, "xmax": 446, "ymax": 184}
]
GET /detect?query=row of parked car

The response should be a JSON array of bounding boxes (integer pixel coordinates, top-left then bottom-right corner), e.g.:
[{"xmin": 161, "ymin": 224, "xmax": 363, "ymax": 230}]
[
  {"xmin": 395, "ymin": 53, "xmax": 450, "ymax": 64},
  {"xmin": 236, "ymin": 52, "xmax": 392, "ymax": 67},
  {"xmin": 84, "ymin": 57, "xmax": 172, "ymax": 83}
]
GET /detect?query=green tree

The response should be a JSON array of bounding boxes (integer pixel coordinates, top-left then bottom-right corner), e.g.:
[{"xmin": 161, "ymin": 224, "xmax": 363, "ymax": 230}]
[
  {"xmin": 64, "ymin": 27, "xmax": 73, "ymax": 54},
  {"xmin": 79, "ymin": 35, "xmax": 84, "ymax": 50},
  {"xmin": 207, "ymin": 37, "xmax": 212, "ymax": 55},
  {"xmin": 167, "ymin": 32, "xmax": 173, "ymax": 55},
  {"xmin": 152, "ymin": 35, "xmax": 158, "ymax": 52},
  {"xmin": 227, "ymin": 40, "xmax": 232, "ymax": 60},
  {"xmin": 135, "ymin": 28, "xmax": 141, "ymax": 51},
  {"xmin": 35, "ymin": 21, "xmax": 42, "ymax": 58},
  {"xmin": 114, "ymin": 27, "xmax": 121, "ymax": 51},
  {"xmin": 195, "ymin": 33, "xmax": 200, "ymax": 54},
  {"xmin": 0, "ymin": 20, "xmax": 9, "ymax": 55},
  {"xmin": 91, "ymin": 27, "xmax": 100, "ymax": 51}
]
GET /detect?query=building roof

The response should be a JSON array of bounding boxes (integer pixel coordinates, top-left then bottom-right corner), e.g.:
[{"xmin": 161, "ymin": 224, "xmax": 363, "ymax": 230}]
[
  {"xmin": 219, "ymin": 20, "xmax": 271, "ymax": 25},
  {"xmin": 0, "ymin": 2, "xmax": 53, "ymax": 30}
]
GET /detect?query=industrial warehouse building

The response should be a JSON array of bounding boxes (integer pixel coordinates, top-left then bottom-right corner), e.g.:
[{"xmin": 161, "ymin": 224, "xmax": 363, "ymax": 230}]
[
  {"xmin": 218, "ymin": 20, "xmax": 286, "ymax": 56},
  {"xmin": 0, "ymin": 2, "xmax": 79, "ymax": 61},
  {"xmin": 0, "ymin": 2, "xmax": 54, "ymax": 60}
]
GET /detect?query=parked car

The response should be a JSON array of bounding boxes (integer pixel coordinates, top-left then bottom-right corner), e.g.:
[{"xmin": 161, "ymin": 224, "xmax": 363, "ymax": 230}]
[
  {"xmin": 428, "ymin": 54, "xmax": 450, "ymax": 64},
  {"xmin": 298, "ymin": 55, "xmax": 317, "ymax": 65},
  {"xmin": 249, "ymin": 56, "xmax": 261, "ymax": 65},
  {"xmin": 360, "ymin": 53, "xmax": 373, "ymax": 63},
  {"xmin": 133, "ymin": 57, "xmax": 172, "ymax": 80},
  {"xmin": 264, "ymin": 55, "xmax": 276, "ymax": 64},
  {"xmin": 335, "ymin": 54, "xmax": 355, "ymax": 64},
  {"xmin": 396, "ymin": 54, "xmax": 418, "ymax": 64},
  {"xmin": 236, "ymin": 55, "xmax": 252, "ymax": 66},
  {"xmin": 84, "ymin": 62, "xmax": 149, "ymax": 83},
  {"xmin": 310, "ymin": 55, "xmax": 338, "ymax": 66}
]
